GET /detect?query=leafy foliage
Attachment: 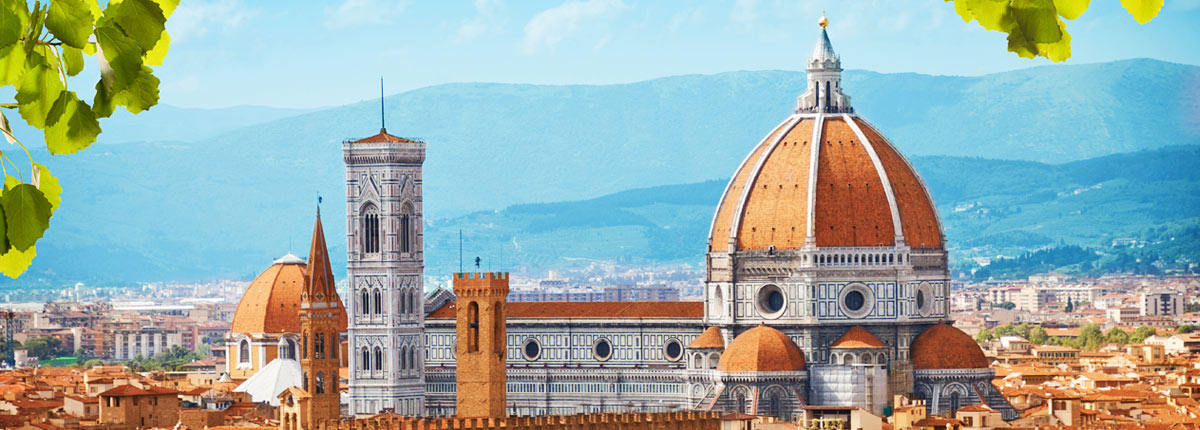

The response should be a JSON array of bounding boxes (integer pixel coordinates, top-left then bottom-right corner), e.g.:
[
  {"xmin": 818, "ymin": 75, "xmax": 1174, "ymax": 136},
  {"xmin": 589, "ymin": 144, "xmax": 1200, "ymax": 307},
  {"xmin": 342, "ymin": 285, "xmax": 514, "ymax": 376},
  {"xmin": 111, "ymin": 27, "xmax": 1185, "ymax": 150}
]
[
  {"xmin": 0, "ymin": 0, "xmax": 173, "ymax": 277},
  {"xmin": 945, "ymin": 0, "xmax": 1161, "ymax": 61},
  {"xmin": 123, "ymin": 345, "xmax": 205, "ymax": 372}
]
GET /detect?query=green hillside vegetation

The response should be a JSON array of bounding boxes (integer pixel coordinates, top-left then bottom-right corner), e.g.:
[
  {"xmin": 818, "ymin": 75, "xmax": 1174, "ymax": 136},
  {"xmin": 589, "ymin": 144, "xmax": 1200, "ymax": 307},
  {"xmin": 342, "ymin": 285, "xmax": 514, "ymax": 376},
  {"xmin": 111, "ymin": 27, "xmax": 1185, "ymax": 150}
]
[{"xmin": 0, "ymin": 59, "xmax": 1196, "ymax": 284}]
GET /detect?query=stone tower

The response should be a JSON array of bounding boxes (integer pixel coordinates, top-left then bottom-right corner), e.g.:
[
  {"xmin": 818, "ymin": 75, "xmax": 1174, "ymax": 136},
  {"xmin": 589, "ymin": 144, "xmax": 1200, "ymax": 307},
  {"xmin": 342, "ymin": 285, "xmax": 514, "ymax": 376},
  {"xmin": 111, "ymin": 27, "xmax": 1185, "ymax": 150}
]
[
  {"xmin": 453, "ymin": 272, "xmax": 508, "ymax": 418},
  {"xmin": 345, "ymin": 127, "xmax": 427, "ymax": 416},
  {"xmin": 296, "ymin": 210, "xmax": 343, "ymax": 428}
]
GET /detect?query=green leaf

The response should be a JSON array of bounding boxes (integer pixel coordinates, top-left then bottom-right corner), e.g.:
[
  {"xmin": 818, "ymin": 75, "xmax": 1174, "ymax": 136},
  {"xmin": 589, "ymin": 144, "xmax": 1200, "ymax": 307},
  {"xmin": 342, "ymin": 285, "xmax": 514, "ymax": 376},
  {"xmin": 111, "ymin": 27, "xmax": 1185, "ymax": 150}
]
[
  {"xmin": 1053, "ymin": 0, "xmax": 1090, "ymax": 20},
  {"xmin": 1120, "ymin": 0, "xmax": 1162, "ymax": 24},
  {"xmin": 46, "ymin": 0, "xmax": 94, "ymax": 49},
  {"xmin": 33, "ymin": 164, "xmax": 61, "ymax": 214},
  {"xmin": 0, "ymin": 110, "xmax": 13, "ymax": 144},
  {"xmin": 113, "ymin": 65, "xmax": 160, "ymax": 114},
  {"xmin": 2, "ymin": 183, "xmax": 52, "ymax": 252},
  {"xmin": 143, "ymin": 29, "xmax": 169, "ymax": 66},
  {"xmin": 1011, "ymin": 0, "xmax": 1063, "ymax": 44},
  {"xmin": 92, "ymin": 78, "xmax": 116, "ymax": 118},
  {"xmin": 102, "ymin": 0, "xmax": 165, "ymax": 52},
  {"xmin": 0, "ymin": 45, "xmax": 27, "ymax": 86},
  {"xmin": 0, "ymin": 2, "xmax": 21, "ymax": 49},
  {"xmin": 1035, "ymin": 18, "xmax": 1072, "ymax": 62},
  {"xmin": 14, "ymin": 56, "xmax": 66, "ymax": 129},
  {"xmin": 950, "ymin": 0, "xmax": 975, "ymax": 23},
  {"xmin": 1007, "ymin": 25, "xmax": 1038, "ymax": 59},
  {"xmin": 95, "ymin": 25, "xmax": 142, "ymax": 94},
  {"xmin": 0, "ymin": 245, "xmax": 36, "ymax": 278},
  {"xmin": 62, "ymin": 46, "xmax": 84, "ymax": 76},
  {"xmin": 0, "ymin": 203, "xmax": 9, "ymax": 255},
  {"xmin": 44, "ymin": 91, "xmax": 101, "ymax": 154},
  {"xmin": 151, "ymin": 0, "xmax": 179, "ymax": 18},
  {"xmin": 964, "ymin": 0, "xmax": 1013, "ymax": 32}
]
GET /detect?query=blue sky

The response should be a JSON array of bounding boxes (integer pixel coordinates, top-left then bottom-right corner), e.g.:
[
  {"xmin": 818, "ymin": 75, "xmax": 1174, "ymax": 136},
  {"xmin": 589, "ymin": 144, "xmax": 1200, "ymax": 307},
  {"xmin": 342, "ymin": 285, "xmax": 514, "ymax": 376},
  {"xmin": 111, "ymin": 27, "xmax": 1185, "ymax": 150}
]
[{"xmin": 154, "ymin": 0, "xmax": 1200, "ymax": 109}]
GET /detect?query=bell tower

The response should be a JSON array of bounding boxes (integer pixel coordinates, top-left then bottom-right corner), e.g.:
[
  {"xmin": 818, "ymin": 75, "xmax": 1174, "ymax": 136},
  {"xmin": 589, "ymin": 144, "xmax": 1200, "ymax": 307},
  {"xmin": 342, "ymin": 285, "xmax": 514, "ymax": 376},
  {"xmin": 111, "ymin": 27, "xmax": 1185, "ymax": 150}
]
[
  {"xmin": 345, "ymin": 123, "xmax": 427, "ymax": 415},
  {"xmin": 295, "ymin": 209, "xmax": 342, "ymax": 428},
  {"xmin": 453, "ymin": 272, "xmax": 508, "ymax": 418}
]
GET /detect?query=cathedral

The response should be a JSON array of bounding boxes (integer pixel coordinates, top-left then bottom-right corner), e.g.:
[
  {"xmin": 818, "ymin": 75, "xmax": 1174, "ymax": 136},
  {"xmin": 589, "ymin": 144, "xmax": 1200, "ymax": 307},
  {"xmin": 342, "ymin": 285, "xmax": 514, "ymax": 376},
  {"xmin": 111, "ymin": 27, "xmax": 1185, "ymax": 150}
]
[{"xmin": 227, "ymin": 16, "xmax": 1016, "ymax": 425}]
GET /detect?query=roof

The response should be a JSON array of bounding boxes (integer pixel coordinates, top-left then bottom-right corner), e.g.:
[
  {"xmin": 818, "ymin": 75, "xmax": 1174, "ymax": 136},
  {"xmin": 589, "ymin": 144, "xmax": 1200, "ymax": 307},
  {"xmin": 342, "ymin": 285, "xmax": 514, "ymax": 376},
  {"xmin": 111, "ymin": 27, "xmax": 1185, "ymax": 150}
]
[
  {"xmin": 351, "ymin": 128, "xmax": 420, "ymax": 144},
  {"xmin": 911, "ymin": 324, "xmax": 989, "ymax": 369},
  {"xmin": 689, "ymin": 326, "xmax": 725, "ymax": 349},
  {"xmin": 830, "ymin": 326, "xmax": 886, "ymax": 349},
  {"xmin": 717, "ymin": 324, "xmax": 806, "ymax": 372},
  {"xmin": 709, "ymin": 115, "xmax": 942, "ymax": 252},
  {"xmin": 98, "ymin": 384, "xmax": 178, "ymax": 397},
  {"xmin": 233, "ymin": 359, "xmax": 301, "ymax": 406},
  {"xmin": 427, "ymin": 301, "xmax": 703, "ymax": 319}
]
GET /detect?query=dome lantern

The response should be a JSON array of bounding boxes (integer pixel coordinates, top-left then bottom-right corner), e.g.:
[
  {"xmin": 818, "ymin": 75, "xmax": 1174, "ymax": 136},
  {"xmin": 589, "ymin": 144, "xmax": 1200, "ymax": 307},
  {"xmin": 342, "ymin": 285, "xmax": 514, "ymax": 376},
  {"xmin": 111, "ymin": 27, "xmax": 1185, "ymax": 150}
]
[{"xmin": 797, "ymin": 17, "xmax": 851, "ymax": 113}]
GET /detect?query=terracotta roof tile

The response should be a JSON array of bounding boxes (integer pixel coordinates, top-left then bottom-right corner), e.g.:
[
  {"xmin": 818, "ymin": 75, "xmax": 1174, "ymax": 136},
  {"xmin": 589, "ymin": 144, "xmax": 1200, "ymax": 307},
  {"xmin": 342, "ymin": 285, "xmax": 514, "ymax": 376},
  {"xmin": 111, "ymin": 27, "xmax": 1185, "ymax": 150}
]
[
  {"xmin": 427, "ymin": 301, "xmax": 702, "ymax": 319},
  {"xmin": 351, "ymin": 128, "xmax": 420, "ymax": 144},
  {"xmin": 717, "ymin": 324, "xmax": 806, "ymax": 372},
  {"xmin": 689, "ymin": 326, "xmax": 725, "ymax": 349},
  {"xmin": 911, "ymin": 324, "xmax": 988, "ymax": 369},
  {"xmin": 830, "ymin": 326, "xmax": 886, "ymax": 348}
]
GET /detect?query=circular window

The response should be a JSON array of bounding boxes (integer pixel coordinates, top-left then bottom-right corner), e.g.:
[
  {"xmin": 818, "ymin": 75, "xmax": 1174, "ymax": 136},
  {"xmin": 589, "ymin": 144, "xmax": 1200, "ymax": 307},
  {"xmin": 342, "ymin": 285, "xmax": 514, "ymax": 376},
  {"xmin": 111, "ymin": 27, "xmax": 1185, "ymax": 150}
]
[
  {"xmin": 664, "ymin": 339, "xmax": 683, "ymax": 362},
  {"xmin": 838, "ymin": 283, "xmax": 875, "ymax": 319},
  {"xmin": 521, "ymin": 338, "xmax": 541, "ymax": 361},
  {"xmin": 916, "ymin": 282, "xmax": 935, "ymax": 317},
  {"xmin": 755, "ymin": 285, "xmax": 786, "ymax": 318},
  {"xmin": 593, "ymin": 338, "xmax": 613, "ymax": 361},
  {"xmin": 845, "ymin": 291, "xmax": 865, "ymax": 311}
]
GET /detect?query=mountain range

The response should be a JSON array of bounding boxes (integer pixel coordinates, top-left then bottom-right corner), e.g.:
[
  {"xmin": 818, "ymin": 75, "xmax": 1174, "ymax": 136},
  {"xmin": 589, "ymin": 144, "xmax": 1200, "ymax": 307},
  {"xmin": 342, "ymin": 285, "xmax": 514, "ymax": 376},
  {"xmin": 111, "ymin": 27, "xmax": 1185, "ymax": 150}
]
[{"xmin": 4, "ymin": 58, "xmax": 1198, "ymax": 285}]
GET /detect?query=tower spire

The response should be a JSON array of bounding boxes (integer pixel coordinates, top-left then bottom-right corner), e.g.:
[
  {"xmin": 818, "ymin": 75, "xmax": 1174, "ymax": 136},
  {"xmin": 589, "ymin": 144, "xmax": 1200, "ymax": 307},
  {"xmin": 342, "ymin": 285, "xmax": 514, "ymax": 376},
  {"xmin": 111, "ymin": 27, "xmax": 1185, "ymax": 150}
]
[
  {"xmin": 380, "ymin": 77, "xmax": 386, "ymax": 133},
  {"xmin": 795, "ymin": 14, "xmax": 852, "ymax": 114},
  {"xmin": 306, "ymin": 208, "xmax": 335, "ymax": 300}
]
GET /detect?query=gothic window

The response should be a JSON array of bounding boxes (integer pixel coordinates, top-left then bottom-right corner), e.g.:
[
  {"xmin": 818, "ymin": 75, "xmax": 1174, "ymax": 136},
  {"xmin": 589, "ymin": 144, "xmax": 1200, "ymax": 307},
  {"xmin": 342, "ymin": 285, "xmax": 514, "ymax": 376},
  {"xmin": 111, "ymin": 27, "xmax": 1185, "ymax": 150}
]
[
  {"xmin": 399, "ymin": 289, "xmax": 407, "ymax": 314},
  {"xmin": 361, "ymin": 204, "xmax": 380, "ymax": 254},
  {"xmin": 400, "ymin": 203, "xmax": 412, "ymax": 253},
  {"xmin": 373, "ymin": 288, "xmax": 382, "ymax": 315},
  {"xmin": 374, "ymin": 347, "xmax": 383, "ymax": 371},
  {"xmin": 315, "ymin": 372, "xmax": 325, "ymax": 394},
  {"xmin": 302, "ymin": 371, "xmax": 309, "ymax": 391},
  {"xmin": 360, "ymin": 289, "xmax": 369, "ymax": 316},
  {"xmin": 361, "ymin": 347, "xmax": 370, "ymax": 372},
  {"xmin": 239, "ymin": 340, "xmax": 250, "ymax": 364},
  {"xmin": 408, "ymin": 290, "xmax": 416, "ymax": 316},
  {"xmin": 409, "ymin": 348, "xmax": 416, "ymax": 371},
  {"xmin": 400, "ymin": 345, "xmax": 408, "ymax": 370},
  {"xmin": 315, "ymin": 334, "xmax": 325, "ymax": 360},
  {"xmin": 467, "ymin": 301, "xmax": 479, "ymax": 353},
  {"xmin": 824, "ymin": 81, "xmax": 831, "ymax": 108}
]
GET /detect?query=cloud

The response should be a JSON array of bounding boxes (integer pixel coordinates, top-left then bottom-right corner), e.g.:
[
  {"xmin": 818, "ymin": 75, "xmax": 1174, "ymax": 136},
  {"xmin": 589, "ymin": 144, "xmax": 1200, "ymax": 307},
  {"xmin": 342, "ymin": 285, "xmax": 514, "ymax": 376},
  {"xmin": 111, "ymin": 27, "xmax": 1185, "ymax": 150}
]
[
  {"xmin": 325, "ymin": 0, "xmax": 410, "ymax": 29},
  {"xmin": 168, "ymin": 0, "xmax": 256, "ymax": 42},
  {"xmin": 522, "ymin": 0, "xmax": 626, "ymax": 53},
  {"xmin": 456, "ymin": 0, "xmax": 505, "ymax": 43}
]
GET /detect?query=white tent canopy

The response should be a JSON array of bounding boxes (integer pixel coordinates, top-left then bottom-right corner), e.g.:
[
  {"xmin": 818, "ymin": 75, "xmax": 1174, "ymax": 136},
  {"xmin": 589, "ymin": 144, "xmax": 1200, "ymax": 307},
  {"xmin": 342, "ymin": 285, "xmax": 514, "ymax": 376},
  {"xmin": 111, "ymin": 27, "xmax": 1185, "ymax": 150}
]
[{"xmin": 234, "ymin": 358, "xmax": 302, "ymax": 406}]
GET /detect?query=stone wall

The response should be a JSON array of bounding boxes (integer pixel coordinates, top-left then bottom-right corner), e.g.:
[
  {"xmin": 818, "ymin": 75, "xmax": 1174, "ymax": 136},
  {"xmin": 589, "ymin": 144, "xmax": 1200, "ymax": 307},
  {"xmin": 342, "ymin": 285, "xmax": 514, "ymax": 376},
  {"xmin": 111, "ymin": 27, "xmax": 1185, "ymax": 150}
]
[{"xmin": 313, "ymin": 411, "xmax": 722, "ymax": 430}]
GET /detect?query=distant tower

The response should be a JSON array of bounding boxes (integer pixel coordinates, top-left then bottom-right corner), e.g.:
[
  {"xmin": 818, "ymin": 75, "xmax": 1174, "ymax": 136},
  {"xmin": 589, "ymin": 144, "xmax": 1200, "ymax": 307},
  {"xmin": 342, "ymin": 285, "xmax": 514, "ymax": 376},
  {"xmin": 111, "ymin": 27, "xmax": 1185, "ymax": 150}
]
[
  {"xmin": 453, "ymin": 272, "xmax": 508, "ymax": 418},
  {"xmin": 345, "ymin": 119, "xmax": 427, "ymax": 415},
  {"xmin": 294, "ymin": 210, "xmax": 343, "ymax": 428}
]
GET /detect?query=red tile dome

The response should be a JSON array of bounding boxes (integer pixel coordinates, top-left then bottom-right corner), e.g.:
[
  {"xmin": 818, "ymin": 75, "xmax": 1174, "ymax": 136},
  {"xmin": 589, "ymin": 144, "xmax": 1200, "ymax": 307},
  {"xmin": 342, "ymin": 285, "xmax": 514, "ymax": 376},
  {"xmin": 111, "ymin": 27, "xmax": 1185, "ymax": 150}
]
[
  {"xmin": 707, "ymin": 115, "xmax": 942, "ymax": 253},
  {"xmin": 911, "ymin": 324, "xmax": 989, "ymax": 369},
  {"xmin": 231, "ymin": 256, "xmax": 347, "ymax": 335},
  {"xmin": 717, "ymin": 325, "xmax": 806, "ymax": 372}
]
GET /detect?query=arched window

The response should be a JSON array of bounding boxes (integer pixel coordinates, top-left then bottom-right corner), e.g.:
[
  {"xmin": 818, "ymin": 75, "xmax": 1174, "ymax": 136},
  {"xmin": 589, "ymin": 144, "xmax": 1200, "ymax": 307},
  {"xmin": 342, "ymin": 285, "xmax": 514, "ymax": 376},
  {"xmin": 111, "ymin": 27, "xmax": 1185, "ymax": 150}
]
[
  {"xmin": 302, "ymin": 371, "xmax": 309, "ymax": 391},
  {"xmin": 361, "ymin": 204, "xmax": 380, "ymax": 254},
  {"xmin": 374, "ymin": 347, "xmax": 383, "ymax": 371},
  {"xmin": 950, "ymin": 392, "xmax": 961, "ymax": 413},
  {"xmin": 280, "ymin": 339, "xmax": 296, "ymax": 360},
  {"xmin": 361, "ymin": 347, "xmax": 370, "ymax": 372},
  {"xmin": 467, "ymin": 301, "xmax": 480, "ymax": 353},
  {"xmin": 315, "ymin": 333, "xmax": 325, "ymax": 360},
  {"xmin": 400, "ymin": 203, "xmax": 412, "ymax": 253},
  {"xmin": 408, "ymin": 290, "xmax": 415, "ymax": 316},
  {"xmin": 824, "ymin": 81, "xmax": 831, "ymax": 108},
  {"xmin": 493, "ymin": 301, "xmax": 504, "ymax": 354},
  {"xmin": 315, "ymin": 372, "xmax": 325, "ymax": 394},
  {"xmin": 301, "ymin": 332, "xmax": 308, "ymax": 360},
  {"xmin": 239, "ymin": 340, "xmax": 250, "ymax": 364},
  {"xmin": 400, "ymin": 345, "xmax": 408, "ymax": 370},
  {"xmin": 373, "ymin": 289, "xmax": 382, "ymax": 315},
  {"xmin": 409, "ymin": 347, "xmax": 416, "ymax": 371},
  {"xmin": 329, "ymin": 332, "xmax": 338, "ymax": 359},
  {"xmin": 360, "ymin": 289, "xmax": 369, "ymax": 315}
]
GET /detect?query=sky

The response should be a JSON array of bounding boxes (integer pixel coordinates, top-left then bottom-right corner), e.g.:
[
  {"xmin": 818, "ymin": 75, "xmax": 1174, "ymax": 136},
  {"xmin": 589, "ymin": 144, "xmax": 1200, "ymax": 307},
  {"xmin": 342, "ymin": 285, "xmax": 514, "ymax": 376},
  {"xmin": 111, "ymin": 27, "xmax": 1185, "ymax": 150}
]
[{"xmin": 147, "ymin": 0, "xmax": 1200, "ymax": 109}]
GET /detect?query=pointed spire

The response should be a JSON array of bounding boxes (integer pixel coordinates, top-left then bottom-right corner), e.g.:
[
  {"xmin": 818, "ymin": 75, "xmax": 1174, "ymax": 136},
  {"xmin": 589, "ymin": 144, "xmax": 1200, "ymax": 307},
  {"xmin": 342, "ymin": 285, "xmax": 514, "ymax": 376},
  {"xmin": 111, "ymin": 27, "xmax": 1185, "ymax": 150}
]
[{"xmin": 305, "ymin": 208, "xmax": 335, "ymax": 302}]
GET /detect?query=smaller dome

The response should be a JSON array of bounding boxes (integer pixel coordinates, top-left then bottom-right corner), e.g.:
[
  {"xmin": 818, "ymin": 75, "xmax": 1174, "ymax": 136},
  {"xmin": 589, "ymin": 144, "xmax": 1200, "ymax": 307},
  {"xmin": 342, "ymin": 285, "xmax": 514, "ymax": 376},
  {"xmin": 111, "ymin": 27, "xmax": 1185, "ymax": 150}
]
[
  {"xmin": 689, "ymin": 326, "xmax": 725, "ymax": 349},
  {"xmin": 717, "ymin": 325, "xmax": 806, "ymax": 372},
  {"xmin": 831, "ymin": 326, "xmax": 886, "ymax": 349},
  {"xmin": 911, "ymin": 324, "xmax": 989, "ymax": 370}
]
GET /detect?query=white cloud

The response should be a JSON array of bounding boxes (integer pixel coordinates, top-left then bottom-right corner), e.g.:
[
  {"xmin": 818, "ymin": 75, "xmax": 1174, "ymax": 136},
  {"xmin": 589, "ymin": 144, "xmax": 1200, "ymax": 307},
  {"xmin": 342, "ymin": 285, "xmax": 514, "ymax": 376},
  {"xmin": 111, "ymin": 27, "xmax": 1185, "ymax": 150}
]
[
  {"xmin": 325, "ymin": 0, "xmax": 410, "ymax": 29},
  {"xmin": 522, "ymin": 0, "xmax": 626, "ymax": 53},
  {"xmin": 456, "ymin": 0, "xmax": 505, "ymax": 43},
  {"xmin": 168, "ymin": 0, "xmax": 256, "ymax": 42}
]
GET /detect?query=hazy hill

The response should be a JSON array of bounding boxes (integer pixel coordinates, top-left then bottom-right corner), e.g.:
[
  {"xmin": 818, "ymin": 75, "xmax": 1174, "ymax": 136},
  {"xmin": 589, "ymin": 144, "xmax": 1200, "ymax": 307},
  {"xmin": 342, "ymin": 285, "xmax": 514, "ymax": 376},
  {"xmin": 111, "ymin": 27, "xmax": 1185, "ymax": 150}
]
[{"xmin": 5, "ymin": 59, "xmax": 1198, "ymax": 285}]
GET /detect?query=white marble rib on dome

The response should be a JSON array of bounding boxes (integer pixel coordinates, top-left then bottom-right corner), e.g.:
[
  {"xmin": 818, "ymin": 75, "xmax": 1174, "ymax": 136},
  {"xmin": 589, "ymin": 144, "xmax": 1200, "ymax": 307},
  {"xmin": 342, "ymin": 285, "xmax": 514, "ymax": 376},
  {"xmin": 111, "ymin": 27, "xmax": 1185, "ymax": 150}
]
[{"xmin": 234, "ymin": 358, "xmax": 301, "ymax": 406}]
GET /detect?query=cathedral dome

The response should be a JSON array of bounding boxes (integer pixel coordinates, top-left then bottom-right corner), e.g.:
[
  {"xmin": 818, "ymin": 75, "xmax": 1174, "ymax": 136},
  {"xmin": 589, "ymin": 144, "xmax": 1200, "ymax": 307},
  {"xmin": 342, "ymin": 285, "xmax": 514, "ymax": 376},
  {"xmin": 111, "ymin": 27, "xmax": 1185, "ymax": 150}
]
[
  {"xmin": 707, "ymin": 22, "xmax": 941, "ymax": 254},
  {"xmin": 831, "ymin": 326, "xmax": 886, "ymax": 349},
  {"xmin": 689, "ymin": 326, "xmax": 725, "ymax": 349},
  {"xmin": 231, "ymin": 256, "xmax": 348, "ymax": 334},
  {"xmin": 911, "ymin": 324, "xmax": 989, "ymax": 370},
  {"xmin": 717, "ymin": 325, "xmax": 806, "ymax": 372}
]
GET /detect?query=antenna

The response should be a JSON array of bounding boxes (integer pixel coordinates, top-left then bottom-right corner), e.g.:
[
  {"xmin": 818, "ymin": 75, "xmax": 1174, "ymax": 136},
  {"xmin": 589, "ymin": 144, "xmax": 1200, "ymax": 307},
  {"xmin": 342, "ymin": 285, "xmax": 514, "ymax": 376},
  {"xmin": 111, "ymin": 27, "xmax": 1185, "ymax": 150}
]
[
  {"xmin": 459, "ymin": 230, "xmax": 463, "ymax": 273},
  {"xmin": 380, "ymin": 77, "xmax": 386, "ymax": 131}
]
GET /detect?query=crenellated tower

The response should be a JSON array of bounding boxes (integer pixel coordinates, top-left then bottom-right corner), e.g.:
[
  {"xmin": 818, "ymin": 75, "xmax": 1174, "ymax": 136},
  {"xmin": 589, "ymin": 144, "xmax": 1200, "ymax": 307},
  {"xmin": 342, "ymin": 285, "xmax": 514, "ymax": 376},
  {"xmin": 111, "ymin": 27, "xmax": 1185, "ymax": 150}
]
[
  {"xmin": 453, "ymin": 272, "xmax": 508, "ymax": 418},
  {"xmin": 345, "ymin": 126, "xmax": 427, "ymax": 416}
]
